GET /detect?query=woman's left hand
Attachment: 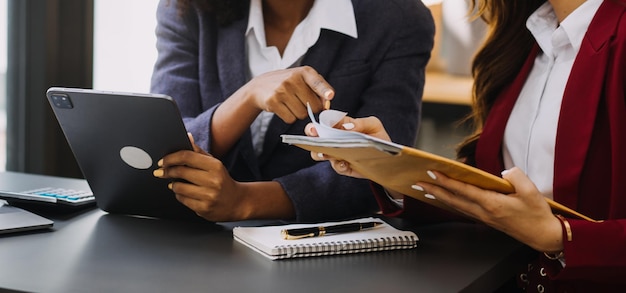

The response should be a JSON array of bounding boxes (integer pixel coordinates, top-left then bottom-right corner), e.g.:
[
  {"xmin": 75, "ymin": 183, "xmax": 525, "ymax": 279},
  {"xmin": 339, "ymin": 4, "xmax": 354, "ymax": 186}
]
[
  {"xmin": 151, "ymin": 133, "xmax": 248, "ymax": 221},
  {"xmin": 415, "ymin": 167, "xmax": 564, "ymax": 253}
]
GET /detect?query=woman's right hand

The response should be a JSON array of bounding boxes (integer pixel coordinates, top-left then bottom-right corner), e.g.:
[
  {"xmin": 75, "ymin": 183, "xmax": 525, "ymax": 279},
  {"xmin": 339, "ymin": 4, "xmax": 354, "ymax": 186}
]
[
  {"xmin": 304, "ymin": 115, "xmax": 391, "ymax": 179},
  {"xmin": 243, "ymin": 65, "xmax": 334, "ymax": 124}
]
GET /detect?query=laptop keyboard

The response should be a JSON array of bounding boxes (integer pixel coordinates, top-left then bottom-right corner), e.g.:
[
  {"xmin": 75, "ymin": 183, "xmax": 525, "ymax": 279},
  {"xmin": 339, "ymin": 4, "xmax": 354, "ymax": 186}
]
[{"xmin": 0, "ymin": 187, "xmax": 95, "ymax": 206}]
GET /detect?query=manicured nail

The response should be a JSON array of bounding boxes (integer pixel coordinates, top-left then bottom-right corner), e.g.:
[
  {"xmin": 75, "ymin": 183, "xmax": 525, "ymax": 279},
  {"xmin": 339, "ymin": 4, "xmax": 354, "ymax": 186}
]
[
  {"xmin": 342, "ymin": 123, "xmax": 355, "ymax": 130},
  {"xmin": 167, "ymin": 182, "xmax": 173, "ymax": 190},
  {"xmin": 427, "ymin": 170, "xmax": 437, "ymax": 180},
  {"xmin": 424, "ymin": 194, "xmax": 436, "ymax": 200},
  {"xmin": 501, "ymin": 169, "xmax": 511, "ymax": 176},
  {"xmin": 324, "ymin": 90, "xmax": 333, "ymax": 99},
  {"xmin": 153, "ymin": 169, "xmax": 164, "ymax": 177},
  {"xmin": 411, "ymin": 184, "xmax": 424, "ymax": 191},
  {"xmin": 317, "ymin": 152, "xmax": 324, "ymax": 158},
  {"xmin": 324, "ymin": 99, "xmax": 331, "ymax": 110},
  {"xmin": 157, "ymin": 159, "xmax": 164, "ymax": 167}
]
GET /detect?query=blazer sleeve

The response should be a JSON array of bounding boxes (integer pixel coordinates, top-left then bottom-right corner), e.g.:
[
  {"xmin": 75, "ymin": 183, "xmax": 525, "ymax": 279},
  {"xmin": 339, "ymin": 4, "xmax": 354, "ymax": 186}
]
[
  {"xmin": 150, "ymin": 0, "xmax": 220, "ymax": 148},
  {"xmin": 539, "ymin": 219, "xmax": 626, "ymax": 282}
]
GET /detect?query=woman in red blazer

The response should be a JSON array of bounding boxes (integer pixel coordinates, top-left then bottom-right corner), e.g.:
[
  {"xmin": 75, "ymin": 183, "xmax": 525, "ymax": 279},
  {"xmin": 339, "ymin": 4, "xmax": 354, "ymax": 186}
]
[{"xmin": 306, "ymin": 0, "xmax": 626, "ymax": 291}]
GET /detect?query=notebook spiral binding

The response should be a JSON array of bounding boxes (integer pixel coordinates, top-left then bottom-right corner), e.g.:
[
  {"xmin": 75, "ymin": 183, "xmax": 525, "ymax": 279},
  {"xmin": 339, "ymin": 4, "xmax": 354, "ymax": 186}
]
[{"xmin": 275, "ymin": 235, "xmax": 418, "ymax": 259}]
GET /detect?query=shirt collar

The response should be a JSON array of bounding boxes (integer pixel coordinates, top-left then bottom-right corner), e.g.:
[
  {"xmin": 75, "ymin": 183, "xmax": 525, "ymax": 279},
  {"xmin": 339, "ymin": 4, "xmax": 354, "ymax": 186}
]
[
  {"xmin": 527, "ymin": 0, "xmax": 604, "ymax": 55},
  {"xmin": 246, "ymin": 0, "xmax": 357, "ymax": 43},
  {"xmin": 559, "ymin": 0, "xmax": 603, "ymax": 52}
]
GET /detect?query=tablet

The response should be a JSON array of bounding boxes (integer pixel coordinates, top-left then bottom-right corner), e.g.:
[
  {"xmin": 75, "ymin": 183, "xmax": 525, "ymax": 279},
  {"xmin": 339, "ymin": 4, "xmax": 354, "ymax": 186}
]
[{"xmin": 46, "ymin": 87, "xmax": 202, "ymax": 221}]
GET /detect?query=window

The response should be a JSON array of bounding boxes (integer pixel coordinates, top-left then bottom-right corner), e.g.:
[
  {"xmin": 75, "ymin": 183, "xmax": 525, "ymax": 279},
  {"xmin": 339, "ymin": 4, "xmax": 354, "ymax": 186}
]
[
  {"xmin": 93, "ymin": 0, "xmax": 159, "ymax": 93},
  {"xmin": 0, "ymin": 0, "xmax": 7, "ymax": 171}
]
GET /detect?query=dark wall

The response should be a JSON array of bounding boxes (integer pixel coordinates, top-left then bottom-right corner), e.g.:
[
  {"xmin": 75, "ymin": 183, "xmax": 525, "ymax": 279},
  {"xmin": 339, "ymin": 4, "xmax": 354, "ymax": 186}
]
[{"xmin": 6, "ymin": 0, "xmax": 93, "ymax": 178}]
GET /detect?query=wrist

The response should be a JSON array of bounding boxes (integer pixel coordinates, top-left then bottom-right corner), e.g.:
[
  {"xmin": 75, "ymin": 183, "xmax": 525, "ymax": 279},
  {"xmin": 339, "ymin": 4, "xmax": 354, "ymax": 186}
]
[
  {"xmin": 238, "ymin": 181, "xmax": 295, "ymax": 220},
  {"xmin": 531, "ymin": 214, "xmax": 564, "ymax": 253},
  {"xmin": 541, "ymin": 214, "xmax": 571, "ymax": 257}
]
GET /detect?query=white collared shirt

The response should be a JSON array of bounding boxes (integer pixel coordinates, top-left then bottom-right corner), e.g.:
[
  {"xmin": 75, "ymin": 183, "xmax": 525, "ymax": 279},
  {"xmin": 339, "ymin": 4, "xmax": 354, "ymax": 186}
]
[
  {"xmin": 502, "ymin": 0, "xmax": 603, "ymax": 199},
  {"xmin": 247, "ymin": 0, "xmax": 357, "ymax": 156}
]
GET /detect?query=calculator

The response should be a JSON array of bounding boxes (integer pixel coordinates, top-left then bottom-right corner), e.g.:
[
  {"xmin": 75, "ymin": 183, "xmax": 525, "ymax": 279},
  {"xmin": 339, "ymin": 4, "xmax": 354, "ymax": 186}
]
[{"xmin": 0, "ymin": 171, "xmax": 96, "ymax": 210}]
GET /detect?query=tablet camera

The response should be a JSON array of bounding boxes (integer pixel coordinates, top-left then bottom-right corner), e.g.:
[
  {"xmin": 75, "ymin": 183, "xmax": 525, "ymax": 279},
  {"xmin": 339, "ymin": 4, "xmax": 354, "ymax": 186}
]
[{"xmin": 51, "ymin": 94, "xmax": 74, "ymax": 109}]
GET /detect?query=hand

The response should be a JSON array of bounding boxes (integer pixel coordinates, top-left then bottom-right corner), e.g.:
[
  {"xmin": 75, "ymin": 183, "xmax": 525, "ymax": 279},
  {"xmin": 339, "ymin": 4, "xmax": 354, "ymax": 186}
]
[
  {"xmin": 304, "ymin": 115, "xmax": 391, "ymax": 179},
  {"xmin": 152, "ymin": 133, "xmax": 247, "ymax": 221},
  {"xmin": 243, "ymin": 66, "xmax": 334, "ymax": 124},
  {"xmin": 152, "ymin": 149, "xmax": 248, "ymax": 222},
  {"xmin": 152, "ymin": 134, "xmax": 295, "ymax": 221},
  {"xmin": 211, "ymin": 66, "xmax": 334, "ymax": 157},
  {"xmin": 414, "ymin": 167, "xmax": 564, "ymax": 253}
]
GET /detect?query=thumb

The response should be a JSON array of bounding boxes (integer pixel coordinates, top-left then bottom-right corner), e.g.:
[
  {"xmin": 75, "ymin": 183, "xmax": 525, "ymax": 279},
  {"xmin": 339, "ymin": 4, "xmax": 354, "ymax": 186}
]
[
  {"xmin": 501, "ymin": 167, "xmax": 537, "ymax": 195},
  {"xmin": 342, "ymin": 116, "xmax": 391, "ymax": 141}
]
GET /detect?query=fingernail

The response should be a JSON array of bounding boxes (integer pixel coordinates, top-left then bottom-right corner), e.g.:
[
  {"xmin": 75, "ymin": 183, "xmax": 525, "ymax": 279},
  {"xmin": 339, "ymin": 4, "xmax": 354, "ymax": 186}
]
[
  {"xmin": 501, "ymin": 169, "xmax": 511, "ymax": 176},
  {"xmin": 324, "ymin": 99, "xmax": 331, "ymax": 110},
  {"xmin": 158, "ymin": 159, "xmax": 164, "ymax": 167},
  {"xmin": 167, "ymin": 182, "xmax": 173, "ymax": 190},
  {"xmin": 411, "ymin": 184, "xmax": 424, "ymax": 191},
  {"xmin": 153, "ymin": 169, "xmax": 164, "ymax": 177},
  {"xmin": 342, "ymin": 123, "xmax": 355, "ymax": 130},
  {"xmin": 324, "ymin": 90, "xmax": 333, "ymax": 99},
  {"xmin": 424, "ymin": 194, "xmax": 437, "ymax": 200},
  {"xmin": 317, "ymin": 152, "xmax": 324, "ymax": 158},
  {"xmin": 427, "ymin": 170, "xmax": 437, "ymax": 180}
]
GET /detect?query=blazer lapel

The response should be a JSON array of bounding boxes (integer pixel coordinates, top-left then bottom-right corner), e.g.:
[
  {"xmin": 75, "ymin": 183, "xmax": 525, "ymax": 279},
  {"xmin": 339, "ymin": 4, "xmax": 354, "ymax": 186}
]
[{"xmin": 553, "ymin": 1, "xmax": 623, "ymax": 208}]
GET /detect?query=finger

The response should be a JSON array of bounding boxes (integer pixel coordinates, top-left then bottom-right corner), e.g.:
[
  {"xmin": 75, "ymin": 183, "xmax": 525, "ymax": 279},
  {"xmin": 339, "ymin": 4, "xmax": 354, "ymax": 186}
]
[
  {"xmin": 310, "ymin": 151, "xmax": 327, "ymax": 161},
  {"xmin": 159, "ymin": 150, "xmax": 218, "ymax": 171},
  {"xmin": 423, "ymin": 170, "xmax": 495, "ymax": 204},
  {"xmin": 501, "ymin": 167, "xmax": 537, "ymax": 196},
  {"xmin": 187, "ymin": 132, "xmax": 201, "ymax": 152},
  {"xmin": 416, "ymin": 180, "xmax": 486, "ymax": 220},
  {"xmin": 187, "ymin": 132, "xmax": 195, "ymax": 145},
  {"xmin": 336, "ymin": 116, "xmax": 391, "ymax": 141},
  {"xmin": 300, "ymin": 66, "xmax": 334, "ymax": 103},
  {"xmin": 304, "ymin": 123, "xmax": 319, "ymax": 137},
  {"xmin": 169, "ymin": 179, "xmax": 214, "ymax": 202},
  {"xmin": 331, "ymin": 160, "xmax": 351, "ymax": 175},
  {"xmin": 268, "ymin": 93, "xmax": 301, "ymax": 124}
]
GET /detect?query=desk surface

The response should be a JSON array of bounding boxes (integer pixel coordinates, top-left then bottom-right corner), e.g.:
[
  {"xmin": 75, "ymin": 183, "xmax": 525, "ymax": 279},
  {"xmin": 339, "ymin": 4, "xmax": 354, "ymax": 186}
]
[{"xmin": 0, "ymin": 205, "xmax": 533, "ymax": 293}]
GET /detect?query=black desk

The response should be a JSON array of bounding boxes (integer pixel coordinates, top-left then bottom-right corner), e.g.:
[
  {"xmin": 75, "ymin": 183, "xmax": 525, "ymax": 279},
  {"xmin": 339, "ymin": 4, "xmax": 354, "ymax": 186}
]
[{"xmin": 0, "ymin": 208, "xmax": 533, "ymax": 293}]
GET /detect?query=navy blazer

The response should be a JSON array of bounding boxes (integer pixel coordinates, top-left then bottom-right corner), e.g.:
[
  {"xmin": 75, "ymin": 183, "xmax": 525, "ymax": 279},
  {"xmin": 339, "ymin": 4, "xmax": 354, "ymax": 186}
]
[{"xmin": 151, "ymin": 0, "xmax": 435, "ymax": 221}]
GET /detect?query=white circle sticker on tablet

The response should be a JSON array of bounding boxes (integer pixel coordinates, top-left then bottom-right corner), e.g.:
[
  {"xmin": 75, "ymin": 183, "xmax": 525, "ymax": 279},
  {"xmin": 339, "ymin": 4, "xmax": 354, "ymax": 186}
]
[{"xmin": 120, "ymin": 146, "xmax": 153, "ymax": 169}]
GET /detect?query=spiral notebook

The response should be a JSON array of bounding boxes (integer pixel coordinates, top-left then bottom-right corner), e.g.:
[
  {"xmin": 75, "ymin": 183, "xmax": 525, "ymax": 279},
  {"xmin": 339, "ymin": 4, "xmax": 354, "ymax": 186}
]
[{"xmin": 233, "ymin": 217, "xmax": 418, "ymax": 260}]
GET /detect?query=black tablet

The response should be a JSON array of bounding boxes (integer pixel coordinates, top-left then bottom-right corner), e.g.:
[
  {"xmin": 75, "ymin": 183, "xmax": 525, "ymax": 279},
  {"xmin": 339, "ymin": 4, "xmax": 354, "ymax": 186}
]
[{"xmin": 46, "ymin": 87, "xmax": 202, "ymax": 221}]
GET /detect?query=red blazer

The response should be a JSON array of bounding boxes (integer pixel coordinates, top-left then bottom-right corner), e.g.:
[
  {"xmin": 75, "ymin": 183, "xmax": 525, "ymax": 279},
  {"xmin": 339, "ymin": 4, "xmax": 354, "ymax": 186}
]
[{"xmin": 375, "ymin": 0, "xmax": 626, "ymax": 289}]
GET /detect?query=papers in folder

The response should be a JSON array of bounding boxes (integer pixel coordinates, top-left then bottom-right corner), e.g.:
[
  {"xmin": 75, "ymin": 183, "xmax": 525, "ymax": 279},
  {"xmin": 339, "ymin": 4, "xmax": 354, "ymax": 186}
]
[{"xmin": 280, "ymin": 105, "xmax": 597, "ymax": 223}]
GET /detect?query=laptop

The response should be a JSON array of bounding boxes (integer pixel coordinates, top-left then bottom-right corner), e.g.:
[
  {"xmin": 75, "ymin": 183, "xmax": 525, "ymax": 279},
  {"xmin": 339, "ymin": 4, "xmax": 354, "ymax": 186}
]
[
  {"xmin": 0, "ymin": 200, "xmax": 53, "ymax": 235},
  {"xmin": 44, "ymin": 87, "xmax": 202, "ymax": 221}
]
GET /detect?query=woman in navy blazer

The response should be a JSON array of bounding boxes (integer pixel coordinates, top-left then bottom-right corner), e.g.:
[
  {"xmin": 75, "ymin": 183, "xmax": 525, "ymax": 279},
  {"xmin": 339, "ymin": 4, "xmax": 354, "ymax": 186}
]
[
  {"xmin": 307, "ymin": 0, "xmax": 626, "ymax": 291},
  {"xmin": 151, "ymin": 0, "xmax": 435, "ymax": 222}
]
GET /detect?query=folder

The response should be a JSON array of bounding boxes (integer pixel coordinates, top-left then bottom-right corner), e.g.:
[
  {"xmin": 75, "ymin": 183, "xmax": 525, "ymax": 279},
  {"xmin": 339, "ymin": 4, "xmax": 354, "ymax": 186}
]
[{"xmin": 281, "ymin": 105, "xmax": 598, "ymax": 222}]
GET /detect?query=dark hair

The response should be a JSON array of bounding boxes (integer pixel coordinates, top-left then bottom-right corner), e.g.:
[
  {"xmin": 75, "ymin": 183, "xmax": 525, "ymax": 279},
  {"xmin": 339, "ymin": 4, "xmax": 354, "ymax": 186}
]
[
  {"xmin": 456, "ymin": 0, "xmax": 545, "ymax": 162},
  {"xmin": 176, "ymin": 0, "xmax": 249, "ymax": 26}
]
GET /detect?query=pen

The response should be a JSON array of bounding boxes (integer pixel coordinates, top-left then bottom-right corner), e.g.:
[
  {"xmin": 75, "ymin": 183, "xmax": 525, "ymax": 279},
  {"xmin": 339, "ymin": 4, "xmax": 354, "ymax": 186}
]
[{"xmin": 281, "ymin": 221, "xmax": 383, "ymax": 240}]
